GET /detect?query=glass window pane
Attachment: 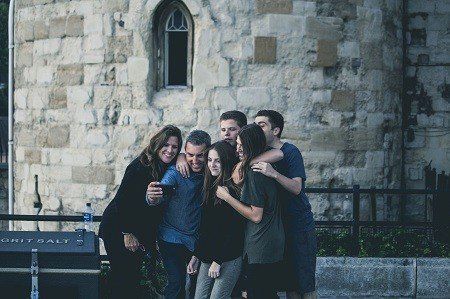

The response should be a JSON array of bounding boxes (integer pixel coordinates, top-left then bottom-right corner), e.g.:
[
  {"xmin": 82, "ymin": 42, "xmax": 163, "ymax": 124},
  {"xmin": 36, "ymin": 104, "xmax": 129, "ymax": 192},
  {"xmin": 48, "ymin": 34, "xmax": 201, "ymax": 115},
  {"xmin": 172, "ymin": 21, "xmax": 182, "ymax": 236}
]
[{"xmin": 168, "ymin": 31, "xmax": 188, "ymax": 86}]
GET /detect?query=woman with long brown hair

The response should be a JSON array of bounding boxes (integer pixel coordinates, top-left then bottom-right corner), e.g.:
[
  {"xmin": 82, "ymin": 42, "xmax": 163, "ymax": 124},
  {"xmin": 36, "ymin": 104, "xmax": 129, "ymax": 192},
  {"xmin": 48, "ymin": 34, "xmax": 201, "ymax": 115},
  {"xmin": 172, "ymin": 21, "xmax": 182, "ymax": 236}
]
[
  {"xmin": 216, "ymin": 123, "xmax": 285, "ymax": 299},
  {"xmin": 99, "ymin": 125, "xmax": 182, "ymax": 299},
  {"xmin": 191, "ymin": 141, "xmax": 244, "ymax": 299}
]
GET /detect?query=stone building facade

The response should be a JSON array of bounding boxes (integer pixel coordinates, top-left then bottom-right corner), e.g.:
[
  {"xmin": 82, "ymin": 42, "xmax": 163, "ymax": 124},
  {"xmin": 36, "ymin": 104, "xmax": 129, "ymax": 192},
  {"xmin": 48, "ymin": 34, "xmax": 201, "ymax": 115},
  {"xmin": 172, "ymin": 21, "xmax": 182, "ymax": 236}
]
[{"xmin": 6, "ymin": 0, "xmax": 447, "ymax": 229}]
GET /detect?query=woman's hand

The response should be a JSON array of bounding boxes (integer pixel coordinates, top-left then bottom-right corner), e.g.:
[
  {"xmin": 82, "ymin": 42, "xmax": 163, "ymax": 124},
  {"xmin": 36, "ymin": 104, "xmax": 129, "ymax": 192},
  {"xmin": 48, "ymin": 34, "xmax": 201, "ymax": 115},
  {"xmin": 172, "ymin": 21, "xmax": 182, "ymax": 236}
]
[
  {"xmin": 208, "ymin": 261, "xmax": 221, "ymax": 279},
  {"xmin": 251, "ymin": 162, "xmax": 278, "ymax": 179},
  {"xmin": 123, "ymin": 233, "xmax": 140, "ymax": 252},
  {"xmin": 146, "ymin": 181, "xmax": 163, "ymax": 205},
  {"xmin": 216, "ymin": 186, "xmax": 230, "ymax": 202},
  {"xmin": 187, "ymin": 256, "xmax": 199, "ymax": 275},
  {"xmin": 176, "ymin": 154, "xmax": 190, "ymax": 178}
]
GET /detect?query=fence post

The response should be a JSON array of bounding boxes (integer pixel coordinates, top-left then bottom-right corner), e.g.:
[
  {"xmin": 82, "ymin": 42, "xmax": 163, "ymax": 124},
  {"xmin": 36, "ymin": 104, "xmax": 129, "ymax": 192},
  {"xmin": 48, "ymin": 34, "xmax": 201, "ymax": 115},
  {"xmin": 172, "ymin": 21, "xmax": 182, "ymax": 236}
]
[{"xmin": 352, "ymin": 184, "xmax": 360, "ymax": 256}]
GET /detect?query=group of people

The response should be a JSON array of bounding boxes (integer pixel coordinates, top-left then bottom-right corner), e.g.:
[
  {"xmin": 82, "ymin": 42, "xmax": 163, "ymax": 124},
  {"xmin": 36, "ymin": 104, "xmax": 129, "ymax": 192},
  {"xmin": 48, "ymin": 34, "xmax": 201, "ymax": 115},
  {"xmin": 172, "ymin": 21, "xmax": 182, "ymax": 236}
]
[{"xmin": 99, "ymin": 110, "xmax": 317, "ymax": 299}]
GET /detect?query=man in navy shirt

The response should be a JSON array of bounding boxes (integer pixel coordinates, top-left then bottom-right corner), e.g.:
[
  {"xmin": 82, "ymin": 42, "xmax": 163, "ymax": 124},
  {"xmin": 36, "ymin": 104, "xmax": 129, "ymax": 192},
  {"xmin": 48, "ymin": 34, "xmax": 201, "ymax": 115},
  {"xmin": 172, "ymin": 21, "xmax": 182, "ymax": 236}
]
[
  {"xmin": 147, "ymin": 130, "xmax": 211, "ymax": 299},
  {"xmin": 252, "ymin": 110, "xmax": 317, "ymax": 299}
]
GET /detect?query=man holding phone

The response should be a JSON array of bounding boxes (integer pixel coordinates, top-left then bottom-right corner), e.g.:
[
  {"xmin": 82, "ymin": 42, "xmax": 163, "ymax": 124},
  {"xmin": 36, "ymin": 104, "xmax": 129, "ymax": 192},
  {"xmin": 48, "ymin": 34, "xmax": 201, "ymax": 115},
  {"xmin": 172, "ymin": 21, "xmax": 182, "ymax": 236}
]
[{"xmin": 147, "ymin": 130, "xmax": 211, "ymax": 299}]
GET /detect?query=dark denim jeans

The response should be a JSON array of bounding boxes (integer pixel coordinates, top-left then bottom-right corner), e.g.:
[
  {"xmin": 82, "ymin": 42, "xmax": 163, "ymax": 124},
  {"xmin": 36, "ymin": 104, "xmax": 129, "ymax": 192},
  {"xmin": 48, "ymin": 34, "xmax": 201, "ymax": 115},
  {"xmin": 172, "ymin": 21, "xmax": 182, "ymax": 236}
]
[{"xmin": 159, "ymin": 239, "xmax": 197, "ymax": 299}]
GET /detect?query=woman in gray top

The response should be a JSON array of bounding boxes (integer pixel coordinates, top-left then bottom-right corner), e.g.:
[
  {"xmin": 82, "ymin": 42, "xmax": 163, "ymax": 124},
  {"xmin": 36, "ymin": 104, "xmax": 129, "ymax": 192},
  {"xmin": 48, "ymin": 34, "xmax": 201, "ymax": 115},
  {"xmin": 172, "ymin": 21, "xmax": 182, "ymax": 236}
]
[{"xmin": 216, "ymin": 123, "xmax": 285, "ymax": 299}]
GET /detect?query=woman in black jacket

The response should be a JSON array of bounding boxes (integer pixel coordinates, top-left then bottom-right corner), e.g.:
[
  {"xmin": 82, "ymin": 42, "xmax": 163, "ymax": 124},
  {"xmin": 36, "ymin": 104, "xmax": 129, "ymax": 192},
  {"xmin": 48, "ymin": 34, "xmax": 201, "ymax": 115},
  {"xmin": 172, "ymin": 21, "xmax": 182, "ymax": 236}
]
[
  {"xmin": 99, "ymin": 125, "xmax": 182, "ymax": 299},
  {"xmin": 189, "ymin": 141, "xmax": 244, "ymax": 299}
]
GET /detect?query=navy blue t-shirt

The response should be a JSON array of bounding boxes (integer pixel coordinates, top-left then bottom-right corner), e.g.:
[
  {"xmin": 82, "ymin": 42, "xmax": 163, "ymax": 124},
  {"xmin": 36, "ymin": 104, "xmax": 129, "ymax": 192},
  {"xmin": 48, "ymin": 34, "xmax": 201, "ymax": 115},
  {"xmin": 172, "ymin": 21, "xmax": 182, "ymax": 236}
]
[{"xmin": 273, "ymin": 143, "xmax": 314, "ymax": 232}]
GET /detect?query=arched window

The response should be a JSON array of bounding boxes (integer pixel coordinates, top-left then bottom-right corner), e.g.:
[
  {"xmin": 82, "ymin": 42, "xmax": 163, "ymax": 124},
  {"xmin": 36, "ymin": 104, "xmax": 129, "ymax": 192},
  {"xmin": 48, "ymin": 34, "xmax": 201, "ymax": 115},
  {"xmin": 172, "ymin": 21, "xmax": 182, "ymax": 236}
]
[{"xmin": 153, "ymin": 1, "xmax": 193, "ymax": 90}]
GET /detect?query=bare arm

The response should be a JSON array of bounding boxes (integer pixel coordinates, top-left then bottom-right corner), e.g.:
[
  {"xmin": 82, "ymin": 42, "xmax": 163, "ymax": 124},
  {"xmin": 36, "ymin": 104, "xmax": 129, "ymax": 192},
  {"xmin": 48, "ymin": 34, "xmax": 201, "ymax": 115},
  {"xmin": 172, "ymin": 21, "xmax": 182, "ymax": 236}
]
[
  {"xmin": 252, "ymin": 162, "xmax": 303, "ymax": 195},
  {"xmin": 251, "ymin": 149, "xmax": 283, "ymax": 165},
  {"xmin": 216, "ymin": 186, "xmax": 263, "ymax": 223}
]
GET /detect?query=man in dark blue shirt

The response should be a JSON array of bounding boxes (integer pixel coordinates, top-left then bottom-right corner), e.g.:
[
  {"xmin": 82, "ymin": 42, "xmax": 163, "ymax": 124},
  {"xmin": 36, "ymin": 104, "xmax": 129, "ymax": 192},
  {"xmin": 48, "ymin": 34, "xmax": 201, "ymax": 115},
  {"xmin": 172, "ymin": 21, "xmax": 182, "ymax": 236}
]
[
  {"xmin": 252, "ymin": 110, "xmax": 317, "ymax": 299},
  {"xmin": 147, "ymin": 130, "xmax": 211, "ymax": 299}
]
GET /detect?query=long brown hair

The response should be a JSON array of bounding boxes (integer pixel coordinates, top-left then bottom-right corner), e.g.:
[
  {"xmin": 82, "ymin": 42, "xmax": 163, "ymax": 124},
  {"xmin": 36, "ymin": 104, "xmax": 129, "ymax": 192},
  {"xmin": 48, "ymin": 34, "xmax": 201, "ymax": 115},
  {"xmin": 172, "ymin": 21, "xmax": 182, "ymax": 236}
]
[
  {"xmin": 238, "ymin": 123, "xmax": 266, "ymax": 180},
  {"xmin": 203, "ymin": 141, "xmax": 239, "ymax": 205},
  {"xmin": 139, "ymin": 125, "xmax": 182, "ymax": 180}
]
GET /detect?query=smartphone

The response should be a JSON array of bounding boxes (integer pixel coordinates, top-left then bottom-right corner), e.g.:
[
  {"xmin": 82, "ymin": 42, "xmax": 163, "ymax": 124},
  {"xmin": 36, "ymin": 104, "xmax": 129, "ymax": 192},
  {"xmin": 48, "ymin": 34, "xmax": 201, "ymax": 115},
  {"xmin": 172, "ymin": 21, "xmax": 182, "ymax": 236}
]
[{"xmin": 157, "ymin": 184, "xmax": 176, "ymax": 196}]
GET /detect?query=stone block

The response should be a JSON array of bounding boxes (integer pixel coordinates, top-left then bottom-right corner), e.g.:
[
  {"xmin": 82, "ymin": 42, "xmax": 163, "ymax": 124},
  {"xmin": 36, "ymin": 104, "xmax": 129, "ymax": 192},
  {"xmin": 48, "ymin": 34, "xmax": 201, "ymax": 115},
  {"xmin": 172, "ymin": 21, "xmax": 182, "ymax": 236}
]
[
  {"xmin": 24, "ymin": 149, "xmax": 42, "ymax": 164},
  {"xmin": 349, "ymin": 128, "xmax": 384, "ymax": 151},
  {"xmin": 316, "ymin": 257, "xmax": 415, "ymax": 297},
  {"xmin": 311, "ymin": 128, "xmax": 347, "ymax": 150},
  {"xmin": 255, "ymin": 0, "xmax": 293, "ymax": 14},
  {"xmin": 34, "ymin": 21, "xmax": 49, "ymax": 40},
  {"xmin": 106, "ymin": 36, "xmax": 132, "ymax": 63},
  {"xmin": 84, "ymin": 14, "xmax": 103, "ymax": 35},
  {"xmin": 45, "ymin": 125, "xmax": 70, "ymax": 148},
  {"xmin": 416, "ymin": 258, "xmax": 450, "ymax": 298},
  {"xmin": 361, "ymin": 42, "xmax": 382, "ymax": 70},
  {"xmin": 49, "ymin": 87, "xmax": 67, "ymax": 109},
  {"xmin": 16, "ymin": 21, "xmax": 34, "ymax": 43},
  {"xmin": 72, "ymin": 166, "xmax": 115, "ymax": 185},
  {"xmin": 66, "ymin": 15, "xmax": 84, "ymax": 37},
  {"xmin": 49, "ymin": 17, "xmax": 67, "ymax": 38},
  {"xmin": 331, "ymin": 90, "xmax": 355, "ymax": 111},
  {"xmin": 317, "ymin": 40, "xmax": 338, "ymax": 67},
  {"xmin": 237, "ymin": 87, "xmax": 271, "ymax": 109},
  {"xmin": 16, "ymin": 43, "xmax": 33, "ymax": 67},
  {"xmin": 56, "ymin": 64, "xmax": 84, "ymax": 86},
  {"xmin": 127, "ymin": 57, "xmax": 149, "ymax": 83},
  {"xmin": 305, "ymin": 17, "xmax": 342, "ymax": 41},
  {"xmin": 104, "ymin": 0, "xmax": 129, "ymax": 13},
  {"xmin": 254, "ymin": 36, "xmax": 277, "ymax": 64}
]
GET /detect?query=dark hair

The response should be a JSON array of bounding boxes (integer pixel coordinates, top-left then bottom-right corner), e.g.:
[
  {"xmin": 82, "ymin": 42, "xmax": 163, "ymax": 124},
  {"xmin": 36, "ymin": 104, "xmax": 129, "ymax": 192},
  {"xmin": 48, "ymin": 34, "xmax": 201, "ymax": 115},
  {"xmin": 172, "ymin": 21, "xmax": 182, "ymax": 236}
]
[
  {"xmin": 238, "ymin": 123, "xmax": 266, "ymax": 179},
  {"xmin": 139, "ymin": 125, "xmax": 182, "ymax": 180},
  {"xmin": 255, "ymin": 110, "xmax": 284, "ymax": 138},
  {"xmin": 203, "ymin": 141, "xmax": 239, "ymax": 205},
  {"xmin": 186, "ymin": 130, "xmax": 211, "ymax": 148},
  {"xmin": 219, "ymin": 110, "xmax": 247, "ymax": 128}
]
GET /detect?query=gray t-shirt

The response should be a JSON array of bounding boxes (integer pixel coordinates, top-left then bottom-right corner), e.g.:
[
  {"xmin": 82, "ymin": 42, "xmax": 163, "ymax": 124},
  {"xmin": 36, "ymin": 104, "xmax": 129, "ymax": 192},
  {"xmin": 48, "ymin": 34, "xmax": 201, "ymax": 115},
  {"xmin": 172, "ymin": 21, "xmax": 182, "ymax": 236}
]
[{"xmin": 241, "ymin": 170, "xmax": 284, "ymax": 264}]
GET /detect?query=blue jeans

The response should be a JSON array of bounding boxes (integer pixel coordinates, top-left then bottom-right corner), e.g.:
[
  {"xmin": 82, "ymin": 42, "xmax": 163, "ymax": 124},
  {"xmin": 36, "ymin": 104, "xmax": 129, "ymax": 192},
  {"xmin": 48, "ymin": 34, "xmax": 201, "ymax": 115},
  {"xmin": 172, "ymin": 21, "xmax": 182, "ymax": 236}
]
[{"xmin": 159, "ymin": 239, "xmax": 197, "ymax": 299}]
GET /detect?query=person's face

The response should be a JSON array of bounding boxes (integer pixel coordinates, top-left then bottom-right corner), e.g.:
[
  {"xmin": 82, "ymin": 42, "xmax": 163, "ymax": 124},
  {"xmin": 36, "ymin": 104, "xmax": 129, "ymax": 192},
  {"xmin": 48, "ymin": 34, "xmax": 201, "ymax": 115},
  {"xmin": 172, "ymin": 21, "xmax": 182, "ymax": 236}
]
[
  {"xmin": 255, "ymin": 116, "xmax": 276, "ymax": 144},
  {"xmin": 236, "ymin": 137, "xmax": 244, "ymax": 161},
  {"xmin": 207, "ymin": 149, "xmax": 221, "ymax": 177},
  {"xmin": 185, "ymin": 142, "xmax": 207, "ymax": 173},
  {"xmin": 220, "ymin": 119, "xmax": 241, "ymax": 147},
  {"xmin": 158, "ymin": 136, "xmax": 179, "ymax": 164}
]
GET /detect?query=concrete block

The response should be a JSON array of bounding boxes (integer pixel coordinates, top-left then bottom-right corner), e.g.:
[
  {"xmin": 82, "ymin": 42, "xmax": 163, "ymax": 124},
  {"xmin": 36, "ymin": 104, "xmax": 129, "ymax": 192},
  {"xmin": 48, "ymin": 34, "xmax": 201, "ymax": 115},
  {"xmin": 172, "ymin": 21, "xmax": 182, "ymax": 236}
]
[
  {"xmin": 416, "ymin": 258, "xmax": 450, "ymax": 298},
  {"xmin": 317, "ymin": 257, "xmax": 415, "ymax": 297},
  {"xmin": 256, "ymin": 0, "xmax": 293, "ymax": 14},
  {"xmin": 254, "ymin": 36, "xmax": 277, "ymax": 64}
]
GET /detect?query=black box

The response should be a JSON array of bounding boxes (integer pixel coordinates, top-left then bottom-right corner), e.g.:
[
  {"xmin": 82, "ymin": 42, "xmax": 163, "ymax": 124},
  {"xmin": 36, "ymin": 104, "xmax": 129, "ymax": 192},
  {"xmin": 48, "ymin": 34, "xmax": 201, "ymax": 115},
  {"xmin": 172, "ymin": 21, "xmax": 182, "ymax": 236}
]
[{"xmin": 0, "ymin": 230, "xmax": 100, "ymax": 299}]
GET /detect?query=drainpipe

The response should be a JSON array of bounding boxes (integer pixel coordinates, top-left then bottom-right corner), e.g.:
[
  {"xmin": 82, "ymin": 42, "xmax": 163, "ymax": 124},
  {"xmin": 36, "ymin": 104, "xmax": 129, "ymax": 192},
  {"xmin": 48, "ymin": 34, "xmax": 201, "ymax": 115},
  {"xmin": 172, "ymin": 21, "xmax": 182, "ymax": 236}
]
[
  {"xmin": 400, "ymin": 0, "xmax": 409, "ymax": 222},
  {"xmin": 8, "ymin": 0, "xmax": 15, "ymax": 231}
]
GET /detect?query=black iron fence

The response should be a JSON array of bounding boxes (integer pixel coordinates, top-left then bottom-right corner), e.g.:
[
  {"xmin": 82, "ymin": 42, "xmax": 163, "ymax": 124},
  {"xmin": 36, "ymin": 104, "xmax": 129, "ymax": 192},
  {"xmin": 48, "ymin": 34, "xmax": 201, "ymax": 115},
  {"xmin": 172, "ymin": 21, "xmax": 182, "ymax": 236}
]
[{"xmin": 1, "ymin": 185, "xmax": 449, "ymax": 257}]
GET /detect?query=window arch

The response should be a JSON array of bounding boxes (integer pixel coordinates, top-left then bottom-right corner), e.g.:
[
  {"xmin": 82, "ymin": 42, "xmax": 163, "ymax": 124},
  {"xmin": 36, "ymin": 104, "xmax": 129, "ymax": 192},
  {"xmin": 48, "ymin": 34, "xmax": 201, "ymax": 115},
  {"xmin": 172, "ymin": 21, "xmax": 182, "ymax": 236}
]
[{"xmin": 153, "ymin": 1, "xmax": 194, "ymax": 90}]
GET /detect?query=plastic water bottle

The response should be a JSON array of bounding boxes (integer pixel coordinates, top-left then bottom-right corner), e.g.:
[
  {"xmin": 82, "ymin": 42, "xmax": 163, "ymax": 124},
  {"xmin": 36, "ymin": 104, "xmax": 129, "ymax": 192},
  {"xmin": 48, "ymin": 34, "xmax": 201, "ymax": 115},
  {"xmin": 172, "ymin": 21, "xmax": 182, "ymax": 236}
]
[{"xmin": 83, "ymin": 202, "xmax": 94, "ymax": 232}]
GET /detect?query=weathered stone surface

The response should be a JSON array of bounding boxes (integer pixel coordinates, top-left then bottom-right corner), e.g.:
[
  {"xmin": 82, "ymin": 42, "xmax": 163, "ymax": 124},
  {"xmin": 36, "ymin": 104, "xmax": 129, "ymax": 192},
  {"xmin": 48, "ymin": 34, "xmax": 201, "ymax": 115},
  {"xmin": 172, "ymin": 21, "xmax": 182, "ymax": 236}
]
[
  {"xmin": 106, "ymin": 36, "xmax": 132, "ymax": 63},
  {"xmin": 24, "ymin": 149, "xmax": 42, "ymax": 164},
  {"xmin": 66, "ymin": 16, "xmax": 84, "ymax": 37},
  {"xmin": 127, "ymin": 57, "xmax": 149, "ymax": 83},
  {"xmin": 317, "ymin": 257, "xmax": 415, "ymax": 297},
  {"xmin": 104, "ymin": 0, "xmax": 129, "ymax": 13},
  {"xmin": 49, "ymin": 17, "xmax": 67, "ymax": 38},
  {"xmin": 317, "ymin": 40, "xmax": 338, "ymax": 67},
  {"xmin": 254, "ymin": 36, "xmax": 277, "ymax": 64},
  {"xmin": 56, "ymin": 64, "xmax": 84, "ymax": 86},
  {"xmin": 49, "ymin": 87, "xmax": 67, "ymax": 109},
  {"xmin": 45, "ymin": 125, "xmax": 71, "ymax": 148},
  {"xmin": 255, "ymin": 0, "xmax": 293, "ymax": 14},
  {"xmin": 34, "ymin": 21, "xmax": 49, "ymax": 40},
  {"xmin": 72, "ymin": 166, "xmax": 115, "ymax": 185},
  {"xmin": 331, "ymin": 90, "xmax": 355, "ymax": 112},
  {"xmin": 16, "ymin": 21, "xmax": 34, "ymax": 43},
  {"xmin": 416, "ymin": 258, "xmax": 450, "ymax": 298}
]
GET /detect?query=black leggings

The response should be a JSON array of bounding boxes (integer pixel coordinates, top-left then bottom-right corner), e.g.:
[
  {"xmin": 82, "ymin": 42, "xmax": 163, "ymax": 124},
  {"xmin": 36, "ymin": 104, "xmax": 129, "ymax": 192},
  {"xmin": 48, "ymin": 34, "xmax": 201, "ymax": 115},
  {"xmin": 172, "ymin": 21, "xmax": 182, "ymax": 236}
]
[{"xmin": 246, "ymin": 262, "xmax": 281, "ymax": 299}]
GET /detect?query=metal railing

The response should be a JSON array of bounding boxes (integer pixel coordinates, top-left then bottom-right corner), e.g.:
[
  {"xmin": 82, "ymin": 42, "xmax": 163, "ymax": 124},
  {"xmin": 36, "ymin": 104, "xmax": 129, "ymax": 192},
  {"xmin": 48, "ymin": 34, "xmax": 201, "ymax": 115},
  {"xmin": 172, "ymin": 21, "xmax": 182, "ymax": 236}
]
[{"xmin": 1, "ymin": 186, "xmax": 449, "ymax": 257}]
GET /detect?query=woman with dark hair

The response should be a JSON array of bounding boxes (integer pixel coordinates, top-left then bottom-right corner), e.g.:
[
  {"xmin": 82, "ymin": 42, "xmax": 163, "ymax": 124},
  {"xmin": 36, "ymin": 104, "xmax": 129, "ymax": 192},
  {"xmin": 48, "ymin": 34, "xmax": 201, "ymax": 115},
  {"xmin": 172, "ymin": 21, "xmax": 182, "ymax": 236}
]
[
  {"xmin": 191, "ymin": 141, "xmax": 244, "ymax": 299},
  {"xmin": 216, "ymin": 123, "xmax": 285, "ymax": 299},
  {"xmin": 99, "ymin": 125, "xmax": 182, "ymax": 299}
]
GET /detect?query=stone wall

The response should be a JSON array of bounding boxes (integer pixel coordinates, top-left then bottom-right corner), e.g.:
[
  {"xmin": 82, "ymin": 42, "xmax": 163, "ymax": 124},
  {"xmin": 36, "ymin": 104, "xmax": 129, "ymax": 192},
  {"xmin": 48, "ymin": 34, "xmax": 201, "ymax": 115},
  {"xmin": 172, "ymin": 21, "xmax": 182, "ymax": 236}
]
[
  {"xmin": 12, "ymin": 0, "xmax": 404, "ymax": 228},
  {"xmin": 0, "ymin": 169, "xmax": 7, "ymax": 230},
  {"xmin": 404, "ymin": 0, "xmax": 450, "ymax": 220}
]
